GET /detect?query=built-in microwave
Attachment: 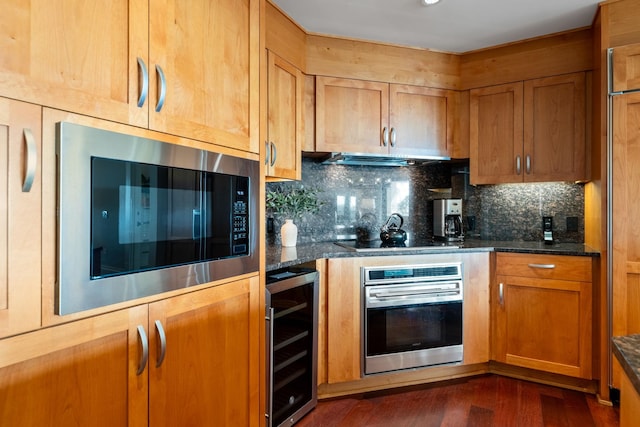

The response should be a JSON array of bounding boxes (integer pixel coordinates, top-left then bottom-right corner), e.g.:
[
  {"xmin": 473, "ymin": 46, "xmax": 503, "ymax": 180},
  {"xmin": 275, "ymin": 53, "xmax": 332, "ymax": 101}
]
[{"xmin": 56, "ymin": 122, "xmax": 259, "ymax": 315}]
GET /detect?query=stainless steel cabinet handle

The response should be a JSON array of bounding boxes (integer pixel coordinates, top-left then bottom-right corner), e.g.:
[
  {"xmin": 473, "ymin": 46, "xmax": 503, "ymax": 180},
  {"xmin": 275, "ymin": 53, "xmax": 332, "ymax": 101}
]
[
  {"xmin": 499, "ymin": 282, "xmax": 504, "ymax": 306},
  {"xmin": 390, "ymin": 127, "xmax": 396, "ymax": 147},
  {"xmin": 382, "ymin": 127, "xmax": 388, "ymax": 147},
  {"xmin": 155, "ymin": 320, "xmax": 167, "ymax": 368},
  {"xmin": 22, "ymin": 128, "xmax": 37, "ymax": 193},
  {"xmin": 526, "ymin": 155, "xmax": 531, "ymax": 174},
  {"xmin": 136, "ymin": 325, "xmax": 149, "ymax": 376},
  {"xmin": 270, "ymin": 142, "xmax": 277, "ymax": 167},
  {"xmin": 136, "ymin": 57, "xmax": 149, "ymax": 108},
  {"xmin": 516, "ymin": 155, "xmax": 521, "ymax": 175},
  {"xmin": 266, "ymin": 307, "xmax": 275, "ymax": 426},
  {"xmin": 265, "ymin": 141, "xmax": 270, "ymax": 165},
  {"xmin": 528, "ymin": 263, "xmax": 556, "ymax": 269},
  {"xmin": 155, "ymin": 64, "xmax": 167, "ymax": 112}
]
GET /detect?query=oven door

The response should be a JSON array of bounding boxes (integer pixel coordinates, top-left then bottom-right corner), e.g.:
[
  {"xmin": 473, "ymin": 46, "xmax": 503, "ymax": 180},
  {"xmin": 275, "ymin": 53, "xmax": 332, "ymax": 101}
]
[{"xmin": 364, "ymin": 283, "xmax": 463, "ymax": 375}]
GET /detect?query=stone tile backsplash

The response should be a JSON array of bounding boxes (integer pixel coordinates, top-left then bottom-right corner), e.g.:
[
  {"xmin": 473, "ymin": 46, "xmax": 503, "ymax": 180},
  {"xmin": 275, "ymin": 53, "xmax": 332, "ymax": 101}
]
[{"xmin": 266, "ymin": 158, "xmax": 584, "ymax": 245}]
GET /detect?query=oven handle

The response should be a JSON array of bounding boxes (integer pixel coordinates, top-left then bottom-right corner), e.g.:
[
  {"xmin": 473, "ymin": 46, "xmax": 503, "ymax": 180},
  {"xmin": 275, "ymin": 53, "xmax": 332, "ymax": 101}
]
[{"xmin": 370, "ymin": 289, "xmax": 461, "ymax": 300}]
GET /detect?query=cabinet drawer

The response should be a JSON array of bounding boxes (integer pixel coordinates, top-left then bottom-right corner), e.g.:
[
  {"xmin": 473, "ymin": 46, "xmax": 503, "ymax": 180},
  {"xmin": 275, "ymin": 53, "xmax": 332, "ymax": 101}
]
[{"xmin": 496, "ymin": 253, "xmax": 592, "ymax": 282}]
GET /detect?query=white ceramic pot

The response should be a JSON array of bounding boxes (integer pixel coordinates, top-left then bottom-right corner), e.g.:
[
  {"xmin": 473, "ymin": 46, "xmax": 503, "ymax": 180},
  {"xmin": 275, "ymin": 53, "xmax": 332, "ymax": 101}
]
[{"xmin": 281, "ymin": 219, "xmax": 298, "ymax": 247}]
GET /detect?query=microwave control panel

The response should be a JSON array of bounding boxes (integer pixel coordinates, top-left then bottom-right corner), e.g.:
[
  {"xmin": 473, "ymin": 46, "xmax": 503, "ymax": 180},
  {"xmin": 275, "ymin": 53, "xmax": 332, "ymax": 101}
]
[{"xmin": 232, "ymin": 178, "xmax": 250, "ymax": 255}]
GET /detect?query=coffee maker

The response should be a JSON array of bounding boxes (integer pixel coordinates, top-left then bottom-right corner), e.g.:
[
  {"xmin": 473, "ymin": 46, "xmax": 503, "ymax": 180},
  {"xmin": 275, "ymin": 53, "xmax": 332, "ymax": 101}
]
[{"xmin": 433, "ymin": 199, "xmax": 464, "ymax": 241}]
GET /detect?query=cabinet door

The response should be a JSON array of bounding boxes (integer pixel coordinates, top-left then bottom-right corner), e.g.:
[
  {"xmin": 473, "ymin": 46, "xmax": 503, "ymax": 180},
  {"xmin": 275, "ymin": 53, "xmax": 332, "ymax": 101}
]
[
  {"xmin": 613, "ymin": 42, "xmax": 640, "ymax": 92},
  {"xmin": 267, "ymin": 51, "xmax": 303, "ymax": 180},
  {"xmin": 494, "ymin": 273, "xmax": 592, "ymax": 378},
  {"xmin": 0, "ymin": 0, "xmax": 148, "ymax": 128},
  {"xmin": 0, "ymin": 98, "xmax": 41, "ymax": 338},
  {"xmin": 0, "ymin": 305, "xmax": 149, "ymax": 427},
  {"xmin": 389, "ymin": 84, "xmax": 452, "ymax": 158},
  {"xmin": 148, "ymin": 277, "xmax": 260, "ymax": 427},
  {"xmin": 470, "ymin": 82, "xmax": 524, "ymax": 184},
  {"xmin": 326, "ymin": 258, "xmax": 362, "ymax": 383},
  {"xmin": 524, "ymin": 73, "xmax": 586, "ymax": 182},
  {"xmin": 315, "ymin": 77, "xmax": 389, "ymax": 155},
  {"xmin": 148, "ymin": 0, "xmax": 260, "ymax": 153},
  {"xmin": 612, "ymin": 92, "xmax": 640, "ymax": 388}
]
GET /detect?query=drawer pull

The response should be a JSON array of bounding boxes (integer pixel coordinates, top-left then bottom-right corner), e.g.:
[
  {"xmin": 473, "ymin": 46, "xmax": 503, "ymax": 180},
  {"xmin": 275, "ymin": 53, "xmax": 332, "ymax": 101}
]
[{"xmin": 528, "ymin": 263, "xmax": 556, "ymax": 269}]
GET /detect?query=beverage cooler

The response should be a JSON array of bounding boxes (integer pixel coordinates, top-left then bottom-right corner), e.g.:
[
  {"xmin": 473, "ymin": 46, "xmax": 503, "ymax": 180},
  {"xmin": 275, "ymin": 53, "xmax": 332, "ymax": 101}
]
[{"xmin": 266, "ymin": 268, "xmax": 319, "ymax": 427}]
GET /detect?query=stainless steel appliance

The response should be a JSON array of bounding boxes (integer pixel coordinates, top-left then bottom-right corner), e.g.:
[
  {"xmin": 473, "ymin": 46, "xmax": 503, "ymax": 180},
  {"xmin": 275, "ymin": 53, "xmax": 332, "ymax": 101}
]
[
  {"xmin": 56, "ymin": 122, "xmax": 259, "ymax": 315},
  {"xmin": 434, "ymin": 198, "xmax": 464, "ymax": 241},
  {"xmin": 266, "ymin": 268, "xmax": 318, "ymax": 427},
  {"xmin": 362, "ymin": 263, "xmax": 463, "ymax": 375}
]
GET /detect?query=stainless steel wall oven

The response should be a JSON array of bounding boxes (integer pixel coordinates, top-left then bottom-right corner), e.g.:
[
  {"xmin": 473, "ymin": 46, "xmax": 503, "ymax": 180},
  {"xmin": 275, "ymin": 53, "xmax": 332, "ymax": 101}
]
[
  {"xmin": 362, "ymin": 263, "xmax": 463, "ymax": 375},
  {"xmin": 56, "ymin": 122, "xmax": 259, "ymax": 315}
]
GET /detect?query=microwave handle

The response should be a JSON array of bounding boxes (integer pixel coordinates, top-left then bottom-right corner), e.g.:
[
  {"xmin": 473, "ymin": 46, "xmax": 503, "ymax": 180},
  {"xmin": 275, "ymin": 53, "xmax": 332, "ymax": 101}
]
[{"xmin": 192, "ymin": 209, "xmax": 201, "ymax": 240}]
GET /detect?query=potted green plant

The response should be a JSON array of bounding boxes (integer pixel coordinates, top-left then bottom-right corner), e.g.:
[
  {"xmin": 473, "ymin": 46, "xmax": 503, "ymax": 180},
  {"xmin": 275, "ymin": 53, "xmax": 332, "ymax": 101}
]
[{"xmin": 266, "ymin": 186, "xmax": 323, "ymax": 247}]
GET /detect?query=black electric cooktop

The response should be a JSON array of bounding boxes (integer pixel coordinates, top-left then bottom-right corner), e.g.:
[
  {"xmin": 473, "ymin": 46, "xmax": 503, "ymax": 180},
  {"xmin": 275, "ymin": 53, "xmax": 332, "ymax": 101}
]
[{"xmin": 334, "ymin": 238, "xmax": 462, "ymax": 252}]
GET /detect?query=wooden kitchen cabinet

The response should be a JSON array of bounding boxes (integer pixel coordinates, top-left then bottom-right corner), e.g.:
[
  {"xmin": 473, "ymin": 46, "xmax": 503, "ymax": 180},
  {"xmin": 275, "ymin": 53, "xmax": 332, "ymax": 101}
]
[
  {"xmin": 0, "ymin": 305, "xmax": 149, "ymax": 426},
  {"xmin": 0, "ymin": 276, "xmax": 261, "ymax": 426},
  {"xmin": 470, "ymin": 72, "xmax": 586, "ymax": 184},
  {"xmin": 612, "ymin": 42, "xmax": 640, "ymax": 92},
  {"xmin": 620, "ymin": 369, "xmax": 640, "ymax": 427},
  {"xmin": 0, "ymin": 98, "xmax": 42, "ymax": 338},
  {"xmin": 266, "ymin": 51, "xmax": 303, "ymax": 180},
  {"xmin": 493, "ymin": 253, "xmax": 593, "ymax": 379},
  {"xmin": 148, "ymin": 0, "xmax": 260, "ymax": 153},
  {"xmin": 315, "ymin": 77, "xmax": 453, "ymax": 158},
  {"xmin": 0, "ymin": 0, "xmax": 260, "ymax": 153},
  {"xmin": 148, "ymin": 276, "xmax": 261, "ymax": 427},
  {"xmin": 0, "ymin": 0, "xmax": 148, "ymax": 128}
]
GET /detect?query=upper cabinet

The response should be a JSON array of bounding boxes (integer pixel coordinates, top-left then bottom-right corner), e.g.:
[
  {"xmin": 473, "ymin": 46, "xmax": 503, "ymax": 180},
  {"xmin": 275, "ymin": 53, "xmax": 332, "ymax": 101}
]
[
  {"xmin": 266, "ymin": 51, "xmax": 303, "ymax": 180},
  {"xmin": 0, "ymin": 1, "xmax": 147, "ymax": 127},
  {"xmin": 0, "ymin": 0, "xmax": 259, "ymax": 153},
  {"xmin": 315, "ymin": 76, "xmax": 453, "ymax": 158},
  {"xmin": 470, "ymin": 72, "xmax": 587, "ymax": 184},
  {"xmin": 612, "ymin": 42, "xmax": 640, "ymax": 92},
  {"xmin": 148, "ymin": 0, "xmax": 259, "ymax": 153}
]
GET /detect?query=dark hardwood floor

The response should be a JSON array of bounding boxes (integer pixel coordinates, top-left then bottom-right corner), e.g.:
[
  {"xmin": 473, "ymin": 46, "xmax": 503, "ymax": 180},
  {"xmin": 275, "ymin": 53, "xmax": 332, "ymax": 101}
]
[{"xmin": 297, "ymin": 375, "xmax": 619, "ymax": 427}]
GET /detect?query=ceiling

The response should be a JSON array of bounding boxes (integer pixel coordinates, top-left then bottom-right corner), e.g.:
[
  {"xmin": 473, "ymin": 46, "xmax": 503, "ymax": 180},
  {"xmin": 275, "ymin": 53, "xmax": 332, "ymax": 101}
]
[{"xmin": 271, "ymin": 0, "xmax": 600, "ymax": 53}]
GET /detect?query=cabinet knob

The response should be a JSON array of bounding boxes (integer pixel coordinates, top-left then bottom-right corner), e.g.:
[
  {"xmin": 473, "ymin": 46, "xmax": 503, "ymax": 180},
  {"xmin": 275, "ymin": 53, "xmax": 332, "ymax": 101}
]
[
  {"xmin": 526, "ymin": 155, "xmax": 531, "ymax": 174},
  {"xmin": 516, "ymin": 156, "xmax": 521, "ymax": 175},
  {"xmin": 499, "ymin": 282, "xmax": 504, "ymax": 306},
  {"xmin": 382, "ymin": 127, "xmax": 388, "ymax": 147},
  {"xmin": 390, "ymin": 127, "xmax": 396, "ymax": 147}
]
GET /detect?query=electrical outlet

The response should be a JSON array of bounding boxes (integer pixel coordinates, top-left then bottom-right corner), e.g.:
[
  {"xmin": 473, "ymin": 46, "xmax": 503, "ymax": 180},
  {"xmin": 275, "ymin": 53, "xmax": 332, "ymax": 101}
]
[{"xmin": 566, "ymin": 216, "xmax": 579, "ymax": 232}]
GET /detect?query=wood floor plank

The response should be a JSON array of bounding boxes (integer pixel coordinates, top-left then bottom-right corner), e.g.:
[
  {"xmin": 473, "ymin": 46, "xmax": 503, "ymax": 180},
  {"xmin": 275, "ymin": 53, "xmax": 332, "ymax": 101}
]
[{"xmin": 295, "ymin": 375, "xmax": 619, "ymax": 427}]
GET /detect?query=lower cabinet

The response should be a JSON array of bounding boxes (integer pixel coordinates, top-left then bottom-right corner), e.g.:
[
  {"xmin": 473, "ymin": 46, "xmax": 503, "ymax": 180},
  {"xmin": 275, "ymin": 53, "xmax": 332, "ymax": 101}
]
[
  {"xmin": 493, "ymin": 253, "xmax": 593, "ymax": 379},
  {"xmin": 0, "ymin": 276, "xmax": 261, "ymax": 427},
  {"xmin": 620, "ymin": 370, "xmax": 640, "ymax": 427}
]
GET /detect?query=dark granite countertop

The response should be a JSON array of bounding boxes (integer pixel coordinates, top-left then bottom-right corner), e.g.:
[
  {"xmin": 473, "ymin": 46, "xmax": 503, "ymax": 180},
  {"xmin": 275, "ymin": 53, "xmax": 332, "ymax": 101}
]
[
  {"xmin": 266, "ymin": 239, "xmax": 600, "ymax": 271},
  {"xmin": 613, "ymin": 335, "xmax": 640, "ymax": 396}
]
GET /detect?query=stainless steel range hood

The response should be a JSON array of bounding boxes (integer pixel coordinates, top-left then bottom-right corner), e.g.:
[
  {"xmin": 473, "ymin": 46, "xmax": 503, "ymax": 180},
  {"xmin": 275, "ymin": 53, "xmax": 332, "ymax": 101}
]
[{"xmin": 320, "ymin": 152, "xmax": 450, "ymax": 167}]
